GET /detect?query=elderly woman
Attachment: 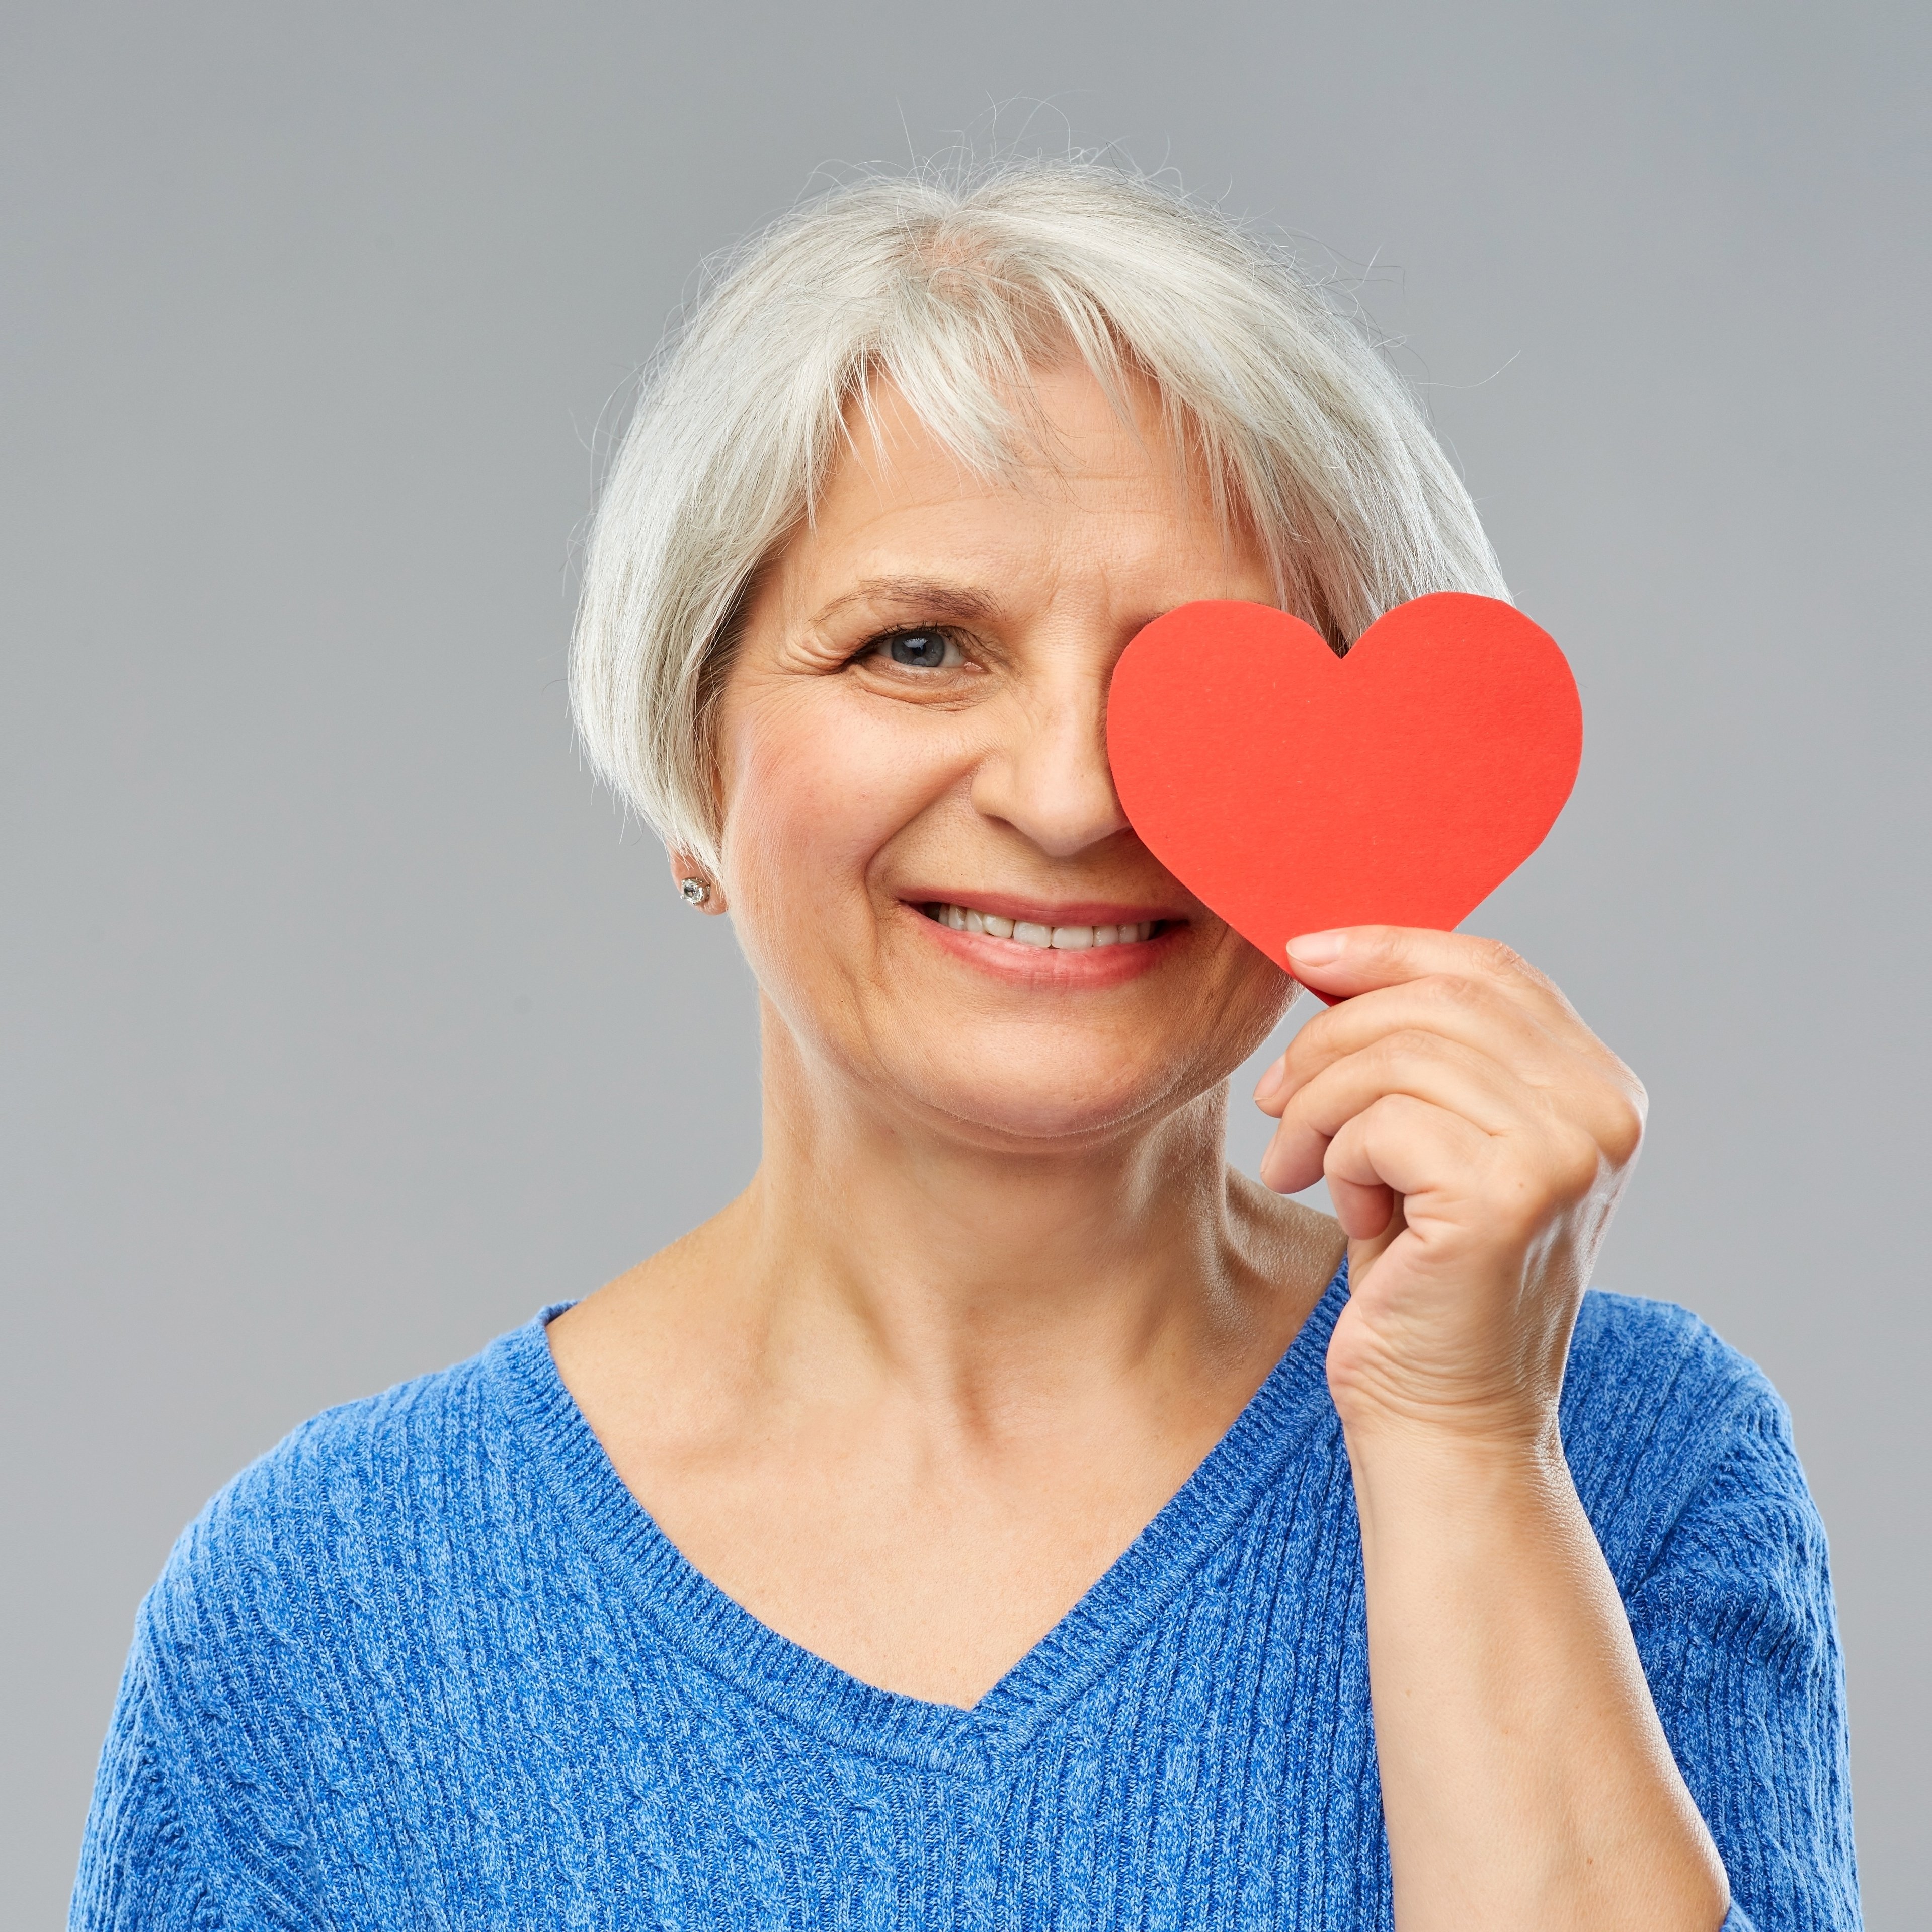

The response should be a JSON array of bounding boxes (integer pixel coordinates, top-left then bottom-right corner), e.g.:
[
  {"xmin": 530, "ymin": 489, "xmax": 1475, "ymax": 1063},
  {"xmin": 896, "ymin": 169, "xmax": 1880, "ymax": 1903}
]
[{"xmin": 74, "ymin": 163, "xmax": 1856, "ymax": 1931}]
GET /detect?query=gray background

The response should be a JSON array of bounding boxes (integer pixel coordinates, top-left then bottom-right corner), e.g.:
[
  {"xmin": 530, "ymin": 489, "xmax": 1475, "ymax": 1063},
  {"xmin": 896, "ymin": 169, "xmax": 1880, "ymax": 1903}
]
[{"xmin": 4, "ymin": 1, "xmax": 1924, "ymax": 1921}]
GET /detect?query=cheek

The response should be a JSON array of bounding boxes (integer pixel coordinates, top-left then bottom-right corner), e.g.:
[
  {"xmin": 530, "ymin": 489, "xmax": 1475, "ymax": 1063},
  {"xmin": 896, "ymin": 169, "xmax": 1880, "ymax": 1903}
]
[
  {"xmin": 719, "ymin": 686, "xmax": 962, "ymax": 928},
  {"xmin": 1231, "ymin": 953, "xmax": 1304, "ymax": 1054}
]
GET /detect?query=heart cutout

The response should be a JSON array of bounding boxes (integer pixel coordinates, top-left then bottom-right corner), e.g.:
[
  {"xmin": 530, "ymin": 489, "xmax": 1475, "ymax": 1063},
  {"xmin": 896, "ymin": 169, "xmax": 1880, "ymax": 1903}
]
[{"xmin": 1105, "ymin": 592, "xmax": 1582, "ymax": 968}]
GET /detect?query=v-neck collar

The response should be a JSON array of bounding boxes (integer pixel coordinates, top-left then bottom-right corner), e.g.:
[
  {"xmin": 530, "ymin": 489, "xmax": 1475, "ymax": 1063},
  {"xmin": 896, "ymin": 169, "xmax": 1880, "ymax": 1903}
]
[{"xmin": 486, "ymin": 1258, "xmax": 1349, "ymax": 1777}]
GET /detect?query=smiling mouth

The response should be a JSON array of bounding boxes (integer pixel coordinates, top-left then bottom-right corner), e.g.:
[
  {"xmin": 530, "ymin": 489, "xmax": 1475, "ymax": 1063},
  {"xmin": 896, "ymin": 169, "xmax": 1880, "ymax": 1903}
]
[{"xmin": 920, "ymin": 901, "xmax": 1172, "ymax": 950}]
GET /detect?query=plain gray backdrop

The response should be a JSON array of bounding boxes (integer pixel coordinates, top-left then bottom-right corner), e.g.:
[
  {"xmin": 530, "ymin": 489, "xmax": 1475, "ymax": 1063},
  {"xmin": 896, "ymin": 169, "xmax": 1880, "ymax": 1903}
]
[{"xmin": 5, "ymin": 1, "xmax": 1925, "ymax": 1922}]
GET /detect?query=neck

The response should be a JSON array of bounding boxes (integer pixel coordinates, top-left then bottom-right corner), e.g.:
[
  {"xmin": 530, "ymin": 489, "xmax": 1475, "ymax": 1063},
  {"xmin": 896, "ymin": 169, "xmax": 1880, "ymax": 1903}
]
[{"xmin": 721, "ymin": 1000, "xmax": 1298, "ymax": 1414}]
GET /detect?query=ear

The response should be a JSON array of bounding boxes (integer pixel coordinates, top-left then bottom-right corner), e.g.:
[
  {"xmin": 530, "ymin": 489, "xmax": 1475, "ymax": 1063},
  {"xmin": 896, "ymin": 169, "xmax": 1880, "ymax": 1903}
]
[{"xmin": 666, "ymin": 849, "xmax": 729, "ymax": 914}]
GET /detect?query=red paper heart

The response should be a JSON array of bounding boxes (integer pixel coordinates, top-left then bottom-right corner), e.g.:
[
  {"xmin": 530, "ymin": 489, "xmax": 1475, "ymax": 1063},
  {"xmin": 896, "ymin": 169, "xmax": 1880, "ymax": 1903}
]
[{"xmin": 1105, "ymin": 593, "xmax": 1582, "ymax": 968}]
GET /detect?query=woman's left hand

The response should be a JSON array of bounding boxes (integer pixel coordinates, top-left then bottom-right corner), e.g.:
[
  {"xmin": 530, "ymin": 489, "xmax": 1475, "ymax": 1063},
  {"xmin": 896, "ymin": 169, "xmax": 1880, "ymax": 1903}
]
[
  {"xmin": 1253, "ymin": 925, "xmax": 1648, "ymax": 1449},
  {"xmin": 1255, "ymin": 929, "xmax": 1730, "ymax": 1931}
]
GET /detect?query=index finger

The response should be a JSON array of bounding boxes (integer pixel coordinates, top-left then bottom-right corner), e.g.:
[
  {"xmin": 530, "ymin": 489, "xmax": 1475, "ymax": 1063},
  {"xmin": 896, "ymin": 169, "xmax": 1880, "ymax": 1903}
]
[{"xmin": 1284, "ymin": 925, "xmax": 1569, "ymax": 1015}]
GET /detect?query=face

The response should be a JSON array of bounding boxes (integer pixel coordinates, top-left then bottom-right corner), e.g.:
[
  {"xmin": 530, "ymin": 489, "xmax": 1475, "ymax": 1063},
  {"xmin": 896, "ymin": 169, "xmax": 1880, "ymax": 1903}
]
[{"xmin": 706, "ymin": 359, "xmax": 1298, "ymax": 1150}]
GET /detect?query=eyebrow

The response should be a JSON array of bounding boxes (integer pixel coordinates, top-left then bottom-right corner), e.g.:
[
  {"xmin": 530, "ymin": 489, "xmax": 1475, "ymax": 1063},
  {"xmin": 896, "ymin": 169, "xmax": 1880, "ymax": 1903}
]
[{"xmin": 810, "ymin": 577, "xmax": 1004, "ymax": 629}]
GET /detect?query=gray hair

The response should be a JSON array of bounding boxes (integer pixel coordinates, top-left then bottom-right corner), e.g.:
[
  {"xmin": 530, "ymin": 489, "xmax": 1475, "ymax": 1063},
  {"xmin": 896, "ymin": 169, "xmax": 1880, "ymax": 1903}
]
[{"xmin": 571, "ymin": 158, "xmax": 1509, "ymax": 869}]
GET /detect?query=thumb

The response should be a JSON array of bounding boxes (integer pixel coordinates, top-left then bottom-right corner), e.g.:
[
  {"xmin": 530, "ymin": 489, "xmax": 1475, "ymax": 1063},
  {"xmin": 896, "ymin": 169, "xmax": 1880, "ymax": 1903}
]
[{"xmin": 1345, "ymin": 1191, "xmax": 1407, "ymax": 1298}]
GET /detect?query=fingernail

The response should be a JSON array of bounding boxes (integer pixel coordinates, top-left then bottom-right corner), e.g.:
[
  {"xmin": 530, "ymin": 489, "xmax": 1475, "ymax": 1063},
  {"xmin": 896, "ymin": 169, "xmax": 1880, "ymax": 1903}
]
[
  {"xmin": 1253, "ymin": 1053, "xmax": 1289, "ymax": 1105},
  {"xmin": 1286, "ymin": 930, "xmax": 1347, "ymax": 966}
]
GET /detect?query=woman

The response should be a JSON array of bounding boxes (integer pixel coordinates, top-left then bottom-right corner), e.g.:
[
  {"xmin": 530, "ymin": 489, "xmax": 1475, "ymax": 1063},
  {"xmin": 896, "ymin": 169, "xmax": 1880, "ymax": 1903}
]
[{"xmin": 73, "ymin": 162, "xmax": 1857, "ymax": 1930}]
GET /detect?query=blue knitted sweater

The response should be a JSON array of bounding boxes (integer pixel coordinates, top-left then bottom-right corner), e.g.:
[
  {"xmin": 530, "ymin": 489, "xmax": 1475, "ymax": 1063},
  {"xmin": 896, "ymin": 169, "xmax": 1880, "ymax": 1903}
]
[{"xmin": 73, "ymin": 1269, "xmax": 1859, "ymax": 1928}]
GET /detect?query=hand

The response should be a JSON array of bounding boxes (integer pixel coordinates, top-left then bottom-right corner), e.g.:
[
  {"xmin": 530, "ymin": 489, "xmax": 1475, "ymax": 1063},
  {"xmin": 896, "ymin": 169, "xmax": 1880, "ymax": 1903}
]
[
  {"xmin": 1256, "ymin": 930, "xmax": 1727, "ymax": 1930},
  {"xmin": 1253, "ymin": 927, "xmax": 1646, "ymax": 1449}
]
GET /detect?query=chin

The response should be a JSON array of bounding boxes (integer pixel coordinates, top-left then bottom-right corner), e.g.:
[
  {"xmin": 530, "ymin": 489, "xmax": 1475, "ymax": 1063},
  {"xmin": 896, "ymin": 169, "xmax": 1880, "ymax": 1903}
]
[{"xmin": 900, "ymin": 1042, "xmax": 1215, "ymax": 1149}]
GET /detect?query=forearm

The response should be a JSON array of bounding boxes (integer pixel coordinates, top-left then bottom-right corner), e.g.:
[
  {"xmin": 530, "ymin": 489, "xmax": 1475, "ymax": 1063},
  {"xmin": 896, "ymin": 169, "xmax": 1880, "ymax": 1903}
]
[{"xmin": 1347, "ymin": 1422, "xmax": 1730, "ymax": 1932}]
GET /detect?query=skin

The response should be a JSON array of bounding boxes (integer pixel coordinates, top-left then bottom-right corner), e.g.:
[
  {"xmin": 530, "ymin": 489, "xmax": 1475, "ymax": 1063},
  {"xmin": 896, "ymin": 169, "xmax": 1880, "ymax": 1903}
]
[{"xmin": 548, "ymin": 360, "xmax": 1731, "ymax": 1930}]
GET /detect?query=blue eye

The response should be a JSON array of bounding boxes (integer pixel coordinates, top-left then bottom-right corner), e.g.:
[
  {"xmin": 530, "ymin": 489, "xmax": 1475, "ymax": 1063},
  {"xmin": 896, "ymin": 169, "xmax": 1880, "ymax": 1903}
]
[{"xmin": 883, "ymin": 631, "xmax": 957, "ymax": 669}]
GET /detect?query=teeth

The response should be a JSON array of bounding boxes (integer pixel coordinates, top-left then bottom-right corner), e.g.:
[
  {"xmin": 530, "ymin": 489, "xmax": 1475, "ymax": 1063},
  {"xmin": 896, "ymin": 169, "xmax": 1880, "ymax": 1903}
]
[{"xmin": 925, "ymin": 904, "xmax": 1160, "ymax": 948}]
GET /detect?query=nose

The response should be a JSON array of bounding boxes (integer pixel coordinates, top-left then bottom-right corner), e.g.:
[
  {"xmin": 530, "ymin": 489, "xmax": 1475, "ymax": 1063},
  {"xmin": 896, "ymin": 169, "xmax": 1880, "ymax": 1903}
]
[{"xmin": 970, "ymin": 682, "xmax": 1132, "ymax": 859}]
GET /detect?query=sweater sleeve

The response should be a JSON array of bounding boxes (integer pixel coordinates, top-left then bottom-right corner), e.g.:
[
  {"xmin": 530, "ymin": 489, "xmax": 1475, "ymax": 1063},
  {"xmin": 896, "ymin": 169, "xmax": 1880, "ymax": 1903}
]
[
  {"xmin": 70, "ymin": 1650, "xmax": 231, "ymax": 1931},
  {"xmin": 1622, "ymin": 1379, "xmax": 1860, "ymax": 1932},
  {"xmin": 71, "ymin": 1623, "xmax": 324, "ymax": 1932}
]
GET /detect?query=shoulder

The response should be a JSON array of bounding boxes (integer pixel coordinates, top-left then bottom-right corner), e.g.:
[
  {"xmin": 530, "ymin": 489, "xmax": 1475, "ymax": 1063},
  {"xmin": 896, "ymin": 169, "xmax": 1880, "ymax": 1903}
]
[
  {"xmin": 144, "ymin": 1315, "xmax": 554, "ymax": 1616},
  {"xmin": 1559, "ymin": 1290, "xmax": 1812, "ymax": 1591},
  {"xmin": 155, "ymin": 1329, "xmax": 507, "ymax": 1599},
  {"xmin": 77, "ymin": 1318, "xmax": 559, "ymax": 1918},
  {"xmin": 1563, "ymin": 1289, "xmax": 1781, "ymax": 1437},
  {"xmin": 131, "ymin": 1318, "xmax": 553, "ymax": 1795}
]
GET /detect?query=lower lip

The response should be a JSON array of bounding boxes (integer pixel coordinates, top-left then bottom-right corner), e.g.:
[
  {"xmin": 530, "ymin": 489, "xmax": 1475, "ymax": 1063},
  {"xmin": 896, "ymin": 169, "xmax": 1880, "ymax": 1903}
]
[{"xmin": 904, "ymin": 904, "xmax": 1184, "ymax": 988}]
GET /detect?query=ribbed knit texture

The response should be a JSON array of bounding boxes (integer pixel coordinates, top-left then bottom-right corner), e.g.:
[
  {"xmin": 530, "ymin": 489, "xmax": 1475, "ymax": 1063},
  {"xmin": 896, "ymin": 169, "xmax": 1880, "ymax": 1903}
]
[{"xmin": 72, "ymin": 1267, "xmax": 1858, "ymax": 1929}]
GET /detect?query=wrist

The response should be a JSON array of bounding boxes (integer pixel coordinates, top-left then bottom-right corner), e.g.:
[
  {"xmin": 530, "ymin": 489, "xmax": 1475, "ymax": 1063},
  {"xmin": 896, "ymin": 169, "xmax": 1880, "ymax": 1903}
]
[
  {"xmin": 1324, "ymin": 1309, "xmax": 1572, "ymax": 1461},
  {"xmin": 1339, "ymin": 1409, "xmax": 1577, "ymax": 1547},
  {"xmin": 1333, "ymin": 1388, "xmax": 1561, "ymax": 1468}
]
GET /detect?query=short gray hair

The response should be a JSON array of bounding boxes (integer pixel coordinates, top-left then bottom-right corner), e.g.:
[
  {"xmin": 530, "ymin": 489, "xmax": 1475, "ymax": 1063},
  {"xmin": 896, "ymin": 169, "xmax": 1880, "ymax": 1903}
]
[{"xmin": 571, "ymin": 158, "xmax": 1509, "ymax": 868}]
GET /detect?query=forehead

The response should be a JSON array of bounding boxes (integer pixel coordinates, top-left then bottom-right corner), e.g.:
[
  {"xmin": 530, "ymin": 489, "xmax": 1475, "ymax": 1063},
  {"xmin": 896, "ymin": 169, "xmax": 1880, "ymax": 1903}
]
[{"xmin": 777, "ymin": 361, "xmax": 1258, "ymax": 605}]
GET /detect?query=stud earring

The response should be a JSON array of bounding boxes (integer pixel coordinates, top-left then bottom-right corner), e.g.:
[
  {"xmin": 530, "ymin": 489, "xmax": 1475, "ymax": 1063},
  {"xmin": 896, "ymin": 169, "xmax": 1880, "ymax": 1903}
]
[{"xmin": 678, "ymin": 876, "xmax": 711, "ymax": 907}]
